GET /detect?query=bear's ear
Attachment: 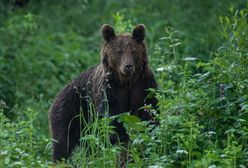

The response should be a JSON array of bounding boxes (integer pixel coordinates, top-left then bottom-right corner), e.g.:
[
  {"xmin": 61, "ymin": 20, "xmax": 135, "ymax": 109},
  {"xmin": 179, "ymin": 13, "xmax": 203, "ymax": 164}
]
[
  {"xmin": 101, "ymin": 24, "xmax": 116, "ymax": 42},
  {"xmin": 132, "ymin": 24, "xmax": 146, "ymax": 42}
]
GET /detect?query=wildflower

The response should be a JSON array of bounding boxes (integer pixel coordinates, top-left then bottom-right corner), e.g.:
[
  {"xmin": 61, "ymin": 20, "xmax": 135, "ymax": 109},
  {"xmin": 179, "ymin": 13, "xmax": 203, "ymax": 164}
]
[{"xmin": 176, "ymin": 149, "xmax": 188, "ymax": 155}]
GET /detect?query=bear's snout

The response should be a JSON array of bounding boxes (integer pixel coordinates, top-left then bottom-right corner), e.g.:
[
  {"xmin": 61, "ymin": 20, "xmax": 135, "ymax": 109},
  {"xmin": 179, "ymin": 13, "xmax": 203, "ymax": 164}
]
[
  {"xmin": 124, "ymin": 64, "xmax": 134, "ymax": 73},
  {"xmin": 121, "ymin": 64, "xmax": 135, "ymax": 76}
]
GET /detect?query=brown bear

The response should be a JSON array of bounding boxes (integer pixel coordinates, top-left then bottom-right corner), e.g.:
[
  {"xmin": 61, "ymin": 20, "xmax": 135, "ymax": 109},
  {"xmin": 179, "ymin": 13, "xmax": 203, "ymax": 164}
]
[{"xmin": 49, "ymin": 24, "xmax": 158, "ymax": 162}]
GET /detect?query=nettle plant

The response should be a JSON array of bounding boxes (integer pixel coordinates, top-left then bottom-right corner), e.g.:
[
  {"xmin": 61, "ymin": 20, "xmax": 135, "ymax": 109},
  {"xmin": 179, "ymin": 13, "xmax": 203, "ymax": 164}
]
[
  {"xmin": 151, "ymin": 5, "xmax": 248, "ymax": 167},
  {"xmin": 0, "ymin": 103, "xmax": 51, "ymax": 167}
]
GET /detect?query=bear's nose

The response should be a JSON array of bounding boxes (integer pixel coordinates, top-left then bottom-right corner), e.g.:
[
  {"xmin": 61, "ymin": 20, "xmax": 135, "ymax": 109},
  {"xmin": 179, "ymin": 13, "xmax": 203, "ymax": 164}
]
[{"xmin": 124, "ymin": 64, "xmax": 134, "ymax": 73}]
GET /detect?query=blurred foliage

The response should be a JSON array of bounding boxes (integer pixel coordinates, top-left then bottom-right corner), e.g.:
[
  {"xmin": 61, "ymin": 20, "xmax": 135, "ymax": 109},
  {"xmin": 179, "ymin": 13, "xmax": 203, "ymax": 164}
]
[{"xmin": 0, "ymin": 0, "xmax": 247, "ymax": 167}]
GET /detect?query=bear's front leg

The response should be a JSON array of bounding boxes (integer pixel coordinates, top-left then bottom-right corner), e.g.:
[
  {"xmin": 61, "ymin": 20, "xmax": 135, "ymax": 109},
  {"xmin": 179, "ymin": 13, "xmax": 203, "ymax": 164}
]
[
  {"xmin": 50, "ymin": 114, "xmax": 81, "ymax": 162},
  {"xmin": 49, "ymin": 84, "xmax": 83, "ymax": 162},
  {"xmin": 109, "ymin": 119, "xmax": 129, "ymax": 144},
  {"xmin": 51, "ymin": 126, "xmax": 70, "ymax": 161}
]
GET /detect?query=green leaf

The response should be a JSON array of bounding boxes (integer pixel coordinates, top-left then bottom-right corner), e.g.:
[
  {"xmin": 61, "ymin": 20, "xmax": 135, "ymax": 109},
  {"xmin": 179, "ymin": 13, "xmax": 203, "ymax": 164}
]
[
  {"xmin": 118, "ymin": 114, "xmax": 145, "ymax": 132},
  {"xmin": 5, "ymin": 157, "xmax": 10, "ymax": 164}
]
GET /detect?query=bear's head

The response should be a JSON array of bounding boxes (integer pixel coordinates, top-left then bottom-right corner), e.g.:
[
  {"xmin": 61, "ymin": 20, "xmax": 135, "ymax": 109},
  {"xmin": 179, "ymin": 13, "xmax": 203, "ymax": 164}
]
[{"xmin": 100, "ymin": 24, "xmax": 148, "ymax": 82}]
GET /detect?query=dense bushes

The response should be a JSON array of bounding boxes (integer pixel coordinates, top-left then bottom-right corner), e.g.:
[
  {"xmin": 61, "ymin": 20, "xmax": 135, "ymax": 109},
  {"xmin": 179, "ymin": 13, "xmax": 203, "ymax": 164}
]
[
  {"xmin": 0, "ymin": 106, "xmax": 51, "ymax": 167},
  {"xmin": 0, "ymin": 0, "xmax": 247, "ymax": 167}
]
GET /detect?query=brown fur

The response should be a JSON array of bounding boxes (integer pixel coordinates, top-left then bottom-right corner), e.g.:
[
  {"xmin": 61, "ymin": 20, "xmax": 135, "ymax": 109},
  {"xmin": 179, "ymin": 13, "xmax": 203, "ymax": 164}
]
[{"xmin": 49, "ymin": 24, "xmax": 158, "ymax": 162}]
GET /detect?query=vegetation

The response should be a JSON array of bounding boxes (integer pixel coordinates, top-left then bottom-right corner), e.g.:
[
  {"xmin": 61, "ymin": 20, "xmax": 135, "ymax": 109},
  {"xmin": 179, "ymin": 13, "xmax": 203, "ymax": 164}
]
[{"xmin": 0, "ymin": 0, "xmax": 247, "ymax": 167}]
